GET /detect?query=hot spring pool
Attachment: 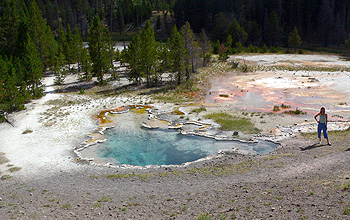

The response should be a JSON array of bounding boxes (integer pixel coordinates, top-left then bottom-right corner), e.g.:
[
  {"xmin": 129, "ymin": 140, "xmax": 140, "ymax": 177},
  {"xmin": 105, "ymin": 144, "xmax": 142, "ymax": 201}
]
[{"xmin": 96, "ymin": 126, "xmax": 277, "ymax": 167}]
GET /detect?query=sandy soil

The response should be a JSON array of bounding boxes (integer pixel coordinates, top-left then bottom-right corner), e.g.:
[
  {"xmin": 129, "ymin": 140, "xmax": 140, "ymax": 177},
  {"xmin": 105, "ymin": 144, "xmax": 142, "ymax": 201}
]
[{"xmin": 0, "ymin": 54, "xmax": 350, "ymax": 219}]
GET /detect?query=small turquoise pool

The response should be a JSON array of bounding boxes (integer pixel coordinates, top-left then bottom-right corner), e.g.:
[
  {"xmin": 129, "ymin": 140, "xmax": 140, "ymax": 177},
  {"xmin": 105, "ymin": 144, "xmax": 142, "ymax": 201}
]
[{"xmin": 96, "ymin": 126, "xmax": 277, "ymax": 167}]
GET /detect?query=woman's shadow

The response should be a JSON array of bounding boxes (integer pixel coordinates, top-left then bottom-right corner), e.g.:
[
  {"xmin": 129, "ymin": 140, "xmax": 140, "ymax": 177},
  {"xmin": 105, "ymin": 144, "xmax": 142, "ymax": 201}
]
[{"xmin": 300, "ymin": 143, "xmax": 327, "ymax": 151}]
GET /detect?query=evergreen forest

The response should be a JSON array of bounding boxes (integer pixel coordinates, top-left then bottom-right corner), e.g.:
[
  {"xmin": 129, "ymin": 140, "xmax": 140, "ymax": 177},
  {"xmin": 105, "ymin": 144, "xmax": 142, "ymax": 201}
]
[{"xmin": 1, "ymin": 0, "xmax": 350, "ymax": 116}]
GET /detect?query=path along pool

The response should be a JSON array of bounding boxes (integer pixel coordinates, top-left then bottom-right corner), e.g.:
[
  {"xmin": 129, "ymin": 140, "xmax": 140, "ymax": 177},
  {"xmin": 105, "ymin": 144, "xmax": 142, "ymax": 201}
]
[{"xmin": 96, "ymin": 122, "xmax": 277, "ymax": 167}]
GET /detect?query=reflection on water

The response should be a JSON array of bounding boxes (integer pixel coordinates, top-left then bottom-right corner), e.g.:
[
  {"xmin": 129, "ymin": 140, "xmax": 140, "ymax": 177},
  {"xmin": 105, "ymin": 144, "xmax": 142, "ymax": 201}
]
[{"xmin": 97, "ymin": 127, "xmax": 277, "ymax": 166}]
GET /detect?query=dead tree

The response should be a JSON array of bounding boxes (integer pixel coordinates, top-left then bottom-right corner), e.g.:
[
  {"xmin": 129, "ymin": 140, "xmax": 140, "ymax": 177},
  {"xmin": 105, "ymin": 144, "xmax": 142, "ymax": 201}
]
[{"xmin": 0, "ymin": 110, "xmax": 14, "ymax": 127}]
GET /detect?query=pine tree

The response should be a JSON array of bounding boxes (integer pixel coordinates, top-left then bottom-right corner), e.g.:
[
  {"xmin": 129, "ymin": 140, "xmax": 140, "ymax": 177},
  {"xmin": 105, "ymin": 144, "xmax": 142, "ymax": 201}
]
[
  {"xmin": 24, "ymin": 33, "xmax": 43, "ymax": 98},
  {"xmin": 28, "ymin": 0, "xmax": 56, "ymax": 69},
  {"xmin": 88, "ymin": 14, "xmax": 111, "ymax": 85},
  {"xmin": 156, "ymin": 15, "xmax": 161, "ymax": 30},
  {"xmin": 197, "ymin": 29, "xmax": 211, "ymax": 67},
  {"xmin": 73, "ymin": 26, "xmax": 84, "ymax": 72},
  {"xmin": 53, "ymin": 50, "xmax": 67, "ymax": 85},
  {"xmin": 107, "ymin": 36, "xmax": 118, "ymax": 80},
  {"xmin": 65, "ymin": 24, "xmax": 75, "ymax": 70},
  {"xmin": 263, "ymin": 11, "xmax": 283, "ymax": 46},
  {"xmin": 225, "ymin": 35, "xmax": 233, "ymax": 54},
  {"xmin": 79, "ymin": 46, "xmax": 92, "ymax": 82},
  {"xmin": 226, "ymin": 19, "xmax": 248, "ymax": 45},
  {"xmin": 180, "ymin": 22, "xmax": 199, "ymax": 79},
  {"xmin": 168, "ymin": 26, "xmax": 188, "ymax": 86},
  {"xmin": 318, "ymin": 0, "xmax": 334, "ymax": 47},
  {"xmin": 0, "ymin": 57, "xmax": 25, "ymax": 111},
  {"xmin": 288, "ymin": 27, "xmax": 302, "ymax": 52},
  {"xmin": 0, "ymin": 0, "xmax": 27, "ymax": 57},
  {"xmin": 123, "ymin": 34, "xmax": 142, "ymax": 84},
  {"xmin": 140, "ymin": 20, "xmax": 157, "ymax": 86},
  {"xmin": 345, "ymin": 33, "xmax": 350, "ymax": 50}
]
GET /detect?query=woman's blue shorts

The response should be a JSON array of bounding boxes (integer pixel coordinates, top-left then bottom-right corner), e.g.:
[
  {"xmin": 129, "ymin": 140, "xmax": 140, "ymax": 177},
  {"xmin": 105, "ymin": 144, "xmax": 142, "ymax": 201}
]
[{"xmin": 318, "ymin": 123, "xmax": 328, "ymax": 139}]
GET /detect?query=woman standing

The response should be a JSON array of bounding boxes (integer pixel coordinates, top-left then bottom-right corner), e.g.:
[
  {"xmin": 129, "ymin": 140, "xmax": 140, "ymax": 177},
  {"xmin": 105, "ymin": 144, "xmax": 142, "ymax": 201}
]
[{"xmin": 314, "ymin": 107, "xmax": 331, "ymax": 145}]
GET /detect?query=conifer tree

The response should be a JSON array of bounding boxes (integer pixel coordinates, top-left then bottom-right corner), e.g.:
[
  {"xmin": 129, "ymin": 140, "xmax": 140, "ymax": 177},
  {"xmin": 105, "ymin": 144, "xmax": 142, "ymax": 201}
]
[
  {"xmin": 288, "ymin": 27, "xmax": 302, "ymax": 52},
  {"xmin": 263, "ymin": 11, "xmax": 283, "ymax": 46},
  {"xmin": 79, "ymin": 46, "xmax": 92, "ymax": 82},
  {"xmin": 123, "ymin": 34, "xmax": 142, "ymax": 84},
  {"xmin": 28, "ymin": 0, "xmax": 56, "ymax": 69},
  {"xmin": 168, "ymin": 26, "xmax": 188, "ymax": 85},
  {"xmin": 24, "ymin": 34, "xmax": 43, "ymax": 98},
  {"xmin": 158, "ymin": 41, "xmax": 169, "ymax": 74},
  {"xmin": 73, "ymin": 26, "xmax": 84, "ymax": 72},
  {"xmin": 225, "ymin": 35, "xmax": 233, "ymax": 54},
  {"xmin": 140, "ymin": 20, "xmax": 157, "ymax": 86},
  {"xmin": 107, "ymin": 36, "xmax": 118, "ymax": 80},
  {"xmin": 0, "ymin": 57, "xmax": 25, "ymax": 111},
  {"xmin": 180, "ymin": 22, "xmax": 199, "ymax": 79},
  {"xmin": 65, "ymin": 24, "xmax": 75, "ymax": 70},
  {"xmin": 226, "ymin": 19, "xmax": 248, "ymax": 45},
  {"xmin": 0, "ymin": 0, "xmax": 27, "ymax": 57},
  {"xmin": 53, "ymin": 50, "xmax": 67, "ymax": 85},
  {"xmin": 88, "ymin": 14, "xmax": 111, "ymax": 85},
  {"xmin": 345, "ymin": 33, "xmax": 350, "ymax": 50},
  {"xmin": 197, "ymin": 29, "xmax": 211, "ymax": 67}
]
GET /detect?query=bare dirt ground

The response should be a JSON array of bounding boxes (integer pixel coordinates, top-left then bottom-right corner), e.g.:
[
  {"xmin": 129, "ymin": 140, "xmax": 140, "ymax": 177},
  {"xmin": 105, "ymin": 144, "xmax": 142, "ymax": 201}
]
[{"xmin": 1, "ymin": 54, "xmax": 350, "ymax": 219}]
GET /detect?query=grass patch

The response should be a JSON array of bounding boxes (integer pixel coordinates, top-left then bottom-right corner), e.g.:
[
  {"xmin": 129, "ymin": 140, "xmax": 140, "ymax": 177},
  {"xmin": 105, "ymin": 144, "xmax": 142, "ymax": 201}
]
[
  {"xmin": 344, "ymin": 205, "xmax": 350, "ymax": 215},
  {"xmin": 196, "ymin": 213, "xmax": 213, "ymax": 220},
  {"xmin": 106, "ymin": 173, "xmax": 153, "ymax": 181},
  {"xmin": 0, "ymin": 155, "xmax": 10, "ymax": 164},
  {"xmin": 98, "ymin": 196, "xmax": 112, "ymax": 202},
  {"xmin": 8, "ymin": 167, "xmax": 21, "ymax": 172},
  {"xmin": 263, "ymin": 153, "xmax": 293, "ymax": 160},
  {"xmin": 1, "ymin": 175, "xmax": 12, "ymax": 180},
  {"xmin": 22, "ymin": 129, "xmax": 33, "ymax": 134},
  {"xmin": 342, "ymin": 183, "xmax": 350, "ymax": 191},
  {"xmin": 92, "ymin": 202, "xmax": 101, "ymax": 208},
  {"xmin": 191, "ymin": 106, "xmax": 206, "ymax": 114},
  {"xmin": 204, "ymin": 112, "xmax": 260, "ymax": 133},
  {"xmin": 61, "ymin": 203, "xmax": 72, "ymax": 210},
  {"xmin": 152, "ymin": 90, "xmax": 195, "ymax": 104}
]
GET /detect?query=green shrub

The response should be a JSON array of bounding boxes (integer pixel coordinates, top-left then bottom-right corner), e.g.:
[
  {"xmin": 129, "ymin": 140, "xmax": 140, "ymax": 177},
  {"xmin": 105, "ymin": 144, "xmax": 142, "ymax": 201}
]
[{"xmin": 273, "ymin": 106, "xmax": 280, "ymax": 112}]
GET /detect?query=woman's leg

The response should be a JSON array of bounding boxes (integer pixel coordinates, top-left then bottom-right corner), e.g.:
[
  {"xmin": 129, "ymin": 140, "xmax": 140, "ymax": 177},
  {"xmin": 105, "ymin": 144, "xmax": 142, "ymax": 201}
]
[
  {"xmin": 323, "ymin": 125, "xmax": 331, "ymax": 145},
  {"xmin": 317, "ymin": 123, "xmax": 322, "ymax": 143}
]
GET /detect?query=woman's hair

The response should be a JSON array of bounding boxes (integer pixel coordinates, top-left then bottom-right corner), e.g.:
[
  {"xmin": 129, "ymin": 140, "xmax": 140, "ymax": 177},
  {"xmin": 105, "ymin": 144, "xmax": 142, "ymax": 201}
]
[{"xmin": 320, "ymin": 107, "xmax": 325, "ymax": 113}]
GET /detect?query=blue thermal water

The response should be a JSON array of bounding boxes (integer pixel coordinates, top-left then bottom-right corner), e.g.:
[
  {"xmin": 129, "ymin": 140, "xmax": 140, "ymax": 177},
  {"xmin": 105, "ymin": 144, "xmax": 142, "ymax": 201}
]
[{"xmin": 96, "ymin": 127, "xmax": 277, "ymax": 166}]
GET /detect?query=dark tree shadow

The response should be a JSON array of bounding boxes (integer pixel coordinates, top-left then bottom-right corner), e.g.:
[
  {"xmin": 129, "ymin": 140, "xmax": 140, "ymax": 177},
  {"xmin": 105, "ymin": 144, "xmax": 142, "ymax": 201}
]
[
  {"xmin": 300, "ymin": 143, "xmax": 326, "ymax": 151},
  {"xmin": 95, "ymin": 83, "xmax": 140, "ymax": 95},
  {"xmin": 345, "ymin": 148, "xmax": 350, "ymax": 152},
  {"xmin": 55, "ymin": 81, "xmax": 97, "ymax": 93}
]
